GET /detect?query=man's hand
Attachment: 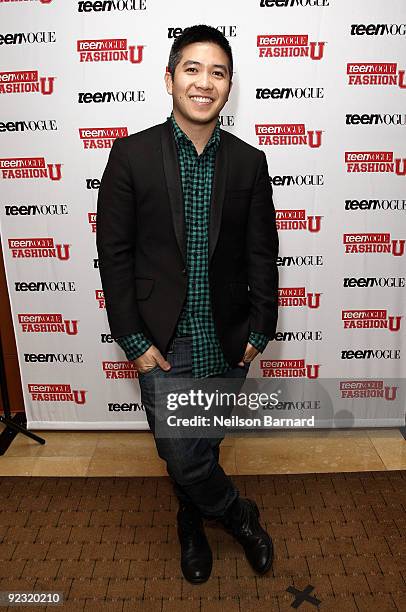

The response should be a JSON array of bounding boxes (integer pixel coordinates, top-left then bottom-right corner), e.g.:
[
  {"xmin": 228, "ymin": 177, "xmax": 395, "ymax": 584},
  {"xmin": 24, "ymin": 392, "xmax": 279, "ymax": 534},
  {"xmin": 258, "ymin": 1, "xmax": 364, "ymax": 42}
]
[
  {"xmin": 135, "ymin": 345, "xmax": 171, "ymax": 374},
  {"xmin": 237, "ymin": 342, "xmax": 259, "ymax": 367}
]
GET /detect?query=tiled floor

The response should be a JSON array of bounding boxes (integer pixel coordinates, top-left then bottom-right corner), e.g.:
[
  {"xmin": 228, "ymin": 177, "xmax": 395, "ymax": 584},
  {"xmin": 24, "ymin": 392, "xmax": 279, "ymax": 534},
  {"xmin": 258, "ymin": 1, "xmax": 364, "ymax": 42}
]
[
  {"xmin": 0, "ymin": 426, "xmax": 404, "ymax": 476},
  {"xmin": 0, "ymin": 471, "xmax": 405, "ymax": 611}
]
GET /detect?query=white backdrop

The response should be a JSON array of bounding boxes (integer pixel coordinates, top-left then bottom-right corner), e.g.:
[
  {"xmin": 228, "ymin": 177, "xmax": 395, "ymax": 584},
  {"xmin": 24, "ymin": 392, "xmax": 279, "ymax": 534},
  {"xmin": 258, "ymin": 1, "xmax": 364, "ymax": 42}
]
[{"xmin": 0, "ymin": 0, "xmax": 405, "ymax": 429}]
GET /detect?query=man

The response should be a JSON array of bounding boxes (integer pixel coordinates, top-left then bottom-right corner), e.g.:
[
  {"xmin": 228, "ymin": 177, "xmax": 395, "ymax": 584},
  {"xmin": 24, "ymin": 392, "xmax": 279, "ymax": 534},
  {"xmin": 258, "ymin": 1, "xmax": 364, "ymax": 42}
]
[{"xmin": 96, "ymin": 25, "xmax": 279, "ymax": 584}]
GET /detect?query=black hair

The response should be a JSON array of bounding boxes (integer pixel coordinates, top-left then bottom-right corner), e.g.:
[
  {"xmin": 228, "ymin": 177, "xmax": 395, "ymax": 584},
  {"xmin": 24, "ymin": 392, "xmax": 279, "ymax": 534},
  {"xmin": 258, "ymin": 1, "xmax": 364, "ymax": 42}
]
[{"xmin": 167, "ymin": 24, "xmax": 233, "ymax": 81}]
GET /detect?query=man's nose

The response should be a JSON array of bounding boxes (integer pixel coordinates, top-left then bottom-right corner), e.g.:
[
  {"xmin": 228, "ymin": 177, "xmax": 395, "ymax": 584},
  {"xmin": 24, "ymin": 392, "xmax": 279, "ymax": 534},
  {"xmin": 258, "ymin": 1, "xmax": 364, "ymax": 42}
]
[{"xmin": 195, "ymin": 71, "xmax": 213, "ymax": 89}]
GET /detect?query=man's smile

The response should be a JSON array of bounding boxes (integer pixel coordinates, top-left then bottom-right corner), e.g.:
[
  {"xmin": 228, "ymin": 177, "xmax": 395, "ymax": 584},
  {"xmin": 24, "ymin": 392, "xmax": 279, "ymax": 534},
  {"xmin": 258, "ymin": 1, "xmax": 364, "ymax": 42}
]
[{"xmin": 189, "ymin": 95, "xmax": 214, "ymax": 105}]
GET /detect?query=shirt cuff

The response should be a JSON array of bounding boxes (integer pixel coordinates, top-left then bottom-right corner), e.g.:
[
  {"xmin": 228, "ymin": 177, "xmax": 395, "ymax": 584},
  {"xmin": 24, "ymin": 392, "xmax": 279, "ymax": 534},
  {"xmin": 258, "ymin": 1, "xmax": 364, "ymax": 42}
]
[
  {"xmin": 115, "ymin": 332, "xmax": 152, "ymax": 361},
  {"xmin": 248, "ymin": 331, "xmax": 270, "ymax": 353}
]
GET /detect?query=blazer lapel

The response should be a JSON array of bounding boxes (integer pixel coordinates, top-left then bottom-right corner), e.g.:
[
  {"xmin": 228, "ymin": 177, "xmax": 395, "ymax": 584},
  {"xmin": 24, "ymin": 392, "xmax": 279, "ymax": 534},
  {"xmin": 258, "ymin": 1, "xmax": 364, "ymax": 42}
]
[
  {"xmin": 161, "ymin": 120, "xmax": 228, "ymax": 266},
  {"xmin": 161, "ymin": 120, "xmax": 186, "ymax": 265},
  {"xmin": 209, "ymin": 132, "xmax": 228, "ymax": 263}
]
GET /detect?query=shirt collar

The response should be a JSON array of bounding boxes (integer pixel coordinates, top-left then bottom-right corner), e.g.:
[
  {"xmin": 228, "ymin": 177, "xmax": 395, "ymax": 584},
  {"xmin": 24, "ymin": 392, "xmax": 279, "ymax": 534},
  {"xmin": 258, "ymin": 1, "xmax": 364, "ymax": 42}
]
[{"xmin": 169, "ymin": 111, "xmax": 221, "ymax": 154}]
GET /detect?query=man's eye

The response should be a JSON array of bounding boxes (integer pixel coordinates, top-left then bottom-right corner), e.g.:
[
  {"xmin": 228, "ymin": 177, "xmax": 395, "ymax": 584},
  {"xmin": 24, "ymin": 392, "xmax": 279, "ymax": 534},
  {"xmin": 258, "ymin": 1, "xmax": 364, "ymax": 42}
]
[
  {"xmin": 186, "ymin": 67, "xmax": 197, "ymax": 72},
  {"xmin": 213, "ymin": 71, "xmax": 225, "ymax": 77}
]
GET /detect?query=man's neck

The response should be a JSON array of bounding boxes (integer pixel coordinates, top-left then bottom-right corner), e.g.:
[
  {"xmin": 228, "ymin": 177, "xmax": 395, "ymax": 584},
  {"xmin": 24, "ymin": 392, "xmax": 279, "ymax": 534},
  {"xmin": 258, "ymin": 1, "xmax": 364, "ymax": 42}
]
[{"xmin": 172, "ymin": 109, "xmax": 218, "ymax": 155}]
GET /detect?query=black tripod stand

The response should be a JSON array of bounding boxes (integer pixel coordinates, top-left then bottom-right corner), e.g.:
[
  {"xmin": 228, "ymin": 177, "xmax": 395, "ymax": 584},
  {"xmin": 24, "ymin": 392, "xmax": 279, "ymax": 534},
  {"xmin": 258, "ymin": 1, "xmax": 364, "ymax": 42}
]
[{"xmin": 0, "ymin": 327, "xmax": 45, "ymax": 454}]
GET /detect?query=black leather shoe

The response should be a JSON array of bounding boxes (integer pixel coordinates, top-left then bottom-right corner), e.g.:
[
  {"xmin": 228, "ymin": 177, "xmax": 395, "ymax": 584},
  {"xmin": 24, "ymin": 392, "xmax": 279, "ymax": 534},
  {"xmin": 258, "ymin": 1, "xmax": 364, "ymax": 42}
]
[
  {"xmin": 177, "ymin": 503, "xmax": 213, "ymax": 584},
  {"xmin": 221, "ymin": 497, "xmax": 273, "ymax": 574}
]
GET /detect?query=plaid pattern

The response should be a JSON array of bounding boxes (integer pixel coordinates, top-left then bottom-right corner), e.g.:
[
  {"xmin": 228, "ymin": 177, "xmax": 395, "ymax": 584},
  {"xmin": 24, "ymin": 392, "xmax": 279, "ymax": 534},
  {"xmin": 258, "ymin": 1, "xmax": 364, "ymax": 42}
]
[
  {"xmin": 115, "ymin": 332, "xmax": 152, "ymax": 361},
  {"xmin": 115, "ymin": 114, "xmax": 269, "ymax": 375}
]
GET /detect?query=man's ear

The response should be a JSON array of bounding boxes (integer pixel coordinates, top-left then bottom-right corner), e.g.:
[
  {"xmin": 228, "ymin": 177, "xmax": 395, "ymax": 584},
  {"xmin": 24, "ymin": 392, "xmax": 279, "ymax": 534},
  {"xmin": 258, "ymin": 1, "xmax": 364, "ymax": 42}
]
[{"xmin": 164, "ymin": 69, "xmax": 173, "ymax": 95}]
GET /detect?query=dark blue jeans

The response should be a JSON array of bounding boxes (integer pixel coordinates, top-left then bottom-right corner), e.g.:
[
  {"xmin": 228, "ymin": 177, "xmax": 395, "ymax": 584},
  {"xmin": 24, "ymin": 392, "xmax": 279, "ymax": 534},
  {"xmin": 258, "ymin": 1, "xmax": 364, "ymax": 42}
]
[{"xmin": 138, "ymin": 336, "xmax": 250, "ymax": 518}]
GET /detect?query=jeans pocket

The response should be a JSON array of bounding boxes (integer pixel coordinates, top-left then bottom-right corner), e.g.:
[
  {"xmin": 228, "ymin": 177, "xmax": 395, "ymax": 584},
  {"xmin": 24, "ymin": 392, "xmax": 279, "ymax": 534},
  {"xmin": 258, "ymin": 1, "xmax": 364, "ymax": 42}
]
[{"xmin": 138, "ymin": 364, "xmax": 162, "ymax": 377}]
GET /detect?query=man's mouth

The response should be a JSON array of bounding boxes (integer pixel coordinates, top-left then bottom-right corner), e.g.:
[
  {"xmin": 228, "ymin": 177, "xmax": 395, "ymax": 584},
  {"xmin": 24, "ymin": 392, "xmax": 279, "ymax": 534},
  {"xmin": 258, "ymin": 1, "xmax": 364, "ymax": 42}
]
[{"xmin": 189, "ymin": 96, "xmax": 213, "ymax": 105}]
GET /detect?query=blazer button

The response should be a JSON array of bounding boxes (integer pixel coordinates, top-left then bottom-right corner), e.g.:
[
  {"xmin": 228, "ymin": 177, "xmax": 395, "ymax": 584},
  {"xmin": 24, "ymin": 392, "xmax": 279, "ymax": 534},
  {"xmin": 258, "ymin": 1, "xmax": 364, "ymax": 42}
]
[{"xmin": 181, "ymin": 268, "xmax": 186, "ymax": 275}]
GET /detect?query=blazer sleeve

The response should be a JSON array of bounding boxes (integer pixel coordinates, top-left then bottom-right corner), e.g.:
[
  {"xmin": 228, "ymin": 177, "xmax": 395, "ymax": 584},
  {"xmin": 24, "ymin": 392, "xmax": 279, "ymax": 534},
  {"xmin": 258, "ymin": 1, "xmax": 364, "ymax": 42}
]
[
  {"xmin": 246, "ymin": 151, "xmax": 279, "ymax": 339},
  {"xmin": 96, "ymin": 137, "xmax": 144, "ymax": 339}
]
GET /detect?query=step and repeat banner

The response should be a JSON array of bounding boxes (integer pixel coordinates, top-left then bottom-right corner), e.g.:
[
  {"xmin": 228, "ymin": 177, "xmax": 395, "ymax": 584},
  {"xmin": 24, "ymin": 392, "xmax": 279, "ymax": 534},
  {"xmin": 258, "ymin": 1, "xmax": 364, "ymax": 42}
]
[{"xmin": 0, "ymin": 0, "xmax": 405, "ymax": 429}]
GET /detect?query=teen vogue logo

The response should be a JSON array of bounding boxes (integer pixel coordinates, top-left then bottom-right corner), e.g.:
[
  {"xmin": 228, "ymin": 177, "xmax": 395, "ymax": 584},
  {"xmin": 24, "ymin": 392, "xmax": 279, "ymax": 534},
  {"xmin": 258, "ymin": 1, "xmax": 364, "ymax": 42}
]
[
  {"xmin": 0, "ymin": 157, "xmax": 61, "ymax": 180},
  {"xmin": 18, "ymin": 314, "xmax": 78, "ymax": 335},
  {"xmin": 86, "ymin": 178, "xmax": 100, "ymax": 190},
  {"xmin": 5, "ymin": 203, "xmax": 68, "ymax": 216},
  {"xmin": 0, "ymin": 120, "xmax": 57, "ymax": 133},
  {"xmin": 15, "ymin": 280, "xmax": 76, "ymax": 293},
  {"xmin": 78, "ymin": 0, "xmax": 146, "ymax": 10},
  {"xmin": 275, "ymin": 329, "xmax": 322, "ymax": 342},
  {"xmin": 340, "ymin": 381, "xmax": 398, "ymax": 401},
  {"xmin": 103, "ymin": 361, "xmax": 139, "ymax": 379},
  {"xmin": 350, "ymin": 24, "xmax": 406, "ymax": 36},
  {"xmin": 345, "ymin": 113, "xmax": 406, "ymax": 126},
  {"xmin": 279, "ymin": 287, "xmax": 321, "ymax": 308},
  {"xmin": 78, "ymin": 91, "xmax": 145, "ymax": 103},
  {"xmin": 278, "ymin": 255, "xmax": 323, "ymax": 267},
  {"xmin": 343, "ymin": 233, "xmax": 405, "ymax": 256},
  {"xmin": 347, "ymin": 63, "xmax": 405, "ymax": 88},
  {"xmin": 25, "ymin": 352, "xmax": 83, "ymax": 364},
  {"xmin": 260, "ymin": 359, "xmax": 320, "ymax": 379},
  {"xmin": 342, "ymin": 309, "xmax": 402, "ymax": 332},
  {"xmin": 168, "ymin": 26, "xmax": 236, "ymax": 38},
  {"xmin": 88, "ymin": 212, "xmax": 96, "ymax": 232},
  {"xmin": 270, "ymin": 173, "xmax": 324, "ymax": 186},
  {"xmin": 345, "ymin": 152, "xmax": 406, "ymax": 176},
  {"xmin": 260, "ymin": 0, "xmax": 329, "ymax": 6},
  {"xmin": 0, "ymin": 71, "xmax": 55, "ymax": 95},
  {"xmin": 8, "ymin": 238, "xmax": 70, "ymax": 260},
  {"xmin": 343, "ymin": 276, "xmax": 405, "ymax": 288},
  {"xmin": 276, "ymin": 210, "xmax": 322, "ymax": 232},
  {"xmin": 341, "ymin": 348, "xmax": 401, "ymax": 361},
  {"xmin": 256, "ymin": 87, "xmax": 324, "ymax": 100},
  {"xmin": 28, "ymin": 384, "xmax": 86, "ymax": 405},
  {"xmin": 257, "ymin": 35, "xmax": 325, "ymax": 60},
  {"xmin": 77, "ymin": 39, "xmax": 144, "ymax": 63},
  {"xmin": 79, "ymin": 127, "xmax": 128, "ymax": 149},
  {"xmin": 256, "ymin": 124, "xmax": 322, "ymax": 147},
  {"xmin": 344, "ymin": 198, "xmax": 406, "ymax": 212},
  {"xmin": 0, "ymin": 31, "xmax": 56, "ymax": 45},
  {"xmin": 96, "ymin": 290, "xmax": 105, "ymax": 308}
]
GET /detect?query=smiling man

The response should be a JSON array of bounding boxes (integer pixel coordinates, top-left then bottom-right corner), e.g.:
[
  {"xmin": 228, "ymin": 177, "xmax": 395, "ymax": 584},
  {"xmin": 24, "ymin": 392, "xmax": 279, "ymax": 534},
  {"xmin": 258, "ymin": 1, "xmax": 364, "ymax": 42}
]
[{"xmin": 96, "ymin": 25, "xmax": 279, "ymax": 584}]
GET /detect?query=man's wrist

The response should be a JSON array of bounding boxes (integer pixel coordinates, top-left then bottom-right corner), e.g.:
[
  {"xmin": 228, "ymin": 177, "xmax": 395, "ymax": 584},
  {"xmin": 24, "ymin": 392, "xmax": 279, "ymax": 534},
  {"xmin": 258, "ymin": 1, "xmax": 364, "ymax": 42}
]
[
  {"xmin": 248, "ymin": 331, "xmax": 270, "ymax": 354},
  {"xmin": 115, "ymin": 332, "xmax": 152, "ymax": 361}
]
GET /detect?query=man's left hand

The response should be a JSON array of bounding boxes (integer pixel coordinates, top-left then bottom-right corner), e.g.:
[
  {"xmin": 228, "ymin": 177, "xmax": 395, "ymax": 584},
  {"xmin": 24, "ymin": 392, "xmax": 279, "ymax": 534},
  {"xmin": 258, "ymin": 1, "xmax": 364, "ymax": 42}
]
[{"xmin": 237, "ymin": 342, "xmax": 259, "ymax": 366}]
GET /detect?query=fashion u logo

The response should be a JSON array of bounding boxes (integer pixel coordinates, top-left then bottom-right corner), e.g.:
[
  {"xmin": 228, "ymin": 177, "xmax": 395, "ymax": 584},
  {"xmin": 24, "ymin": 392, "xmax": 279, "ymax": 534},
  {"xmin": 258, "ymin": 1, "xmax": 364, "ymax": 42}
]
[
  {"xmin": 388, "ymin": 315, "xmax": 401, "ymax": 332},
  {"xmin": 56, "ymin": 244, "xmax": 70, "ymax": 260},
  {"xmin": 307, "ymin": 216, "xmax": 322, "ymax": 233},
  {"xmin": 391, "ymin": 239, "xmax": 405, "ymax": 256},
  {"xmin": 306, "ymin": 364, "xmax": 319, "ymax": 379},
  {"xmin": 309, "ymin": 42, "xmax": 325, "ymax": 61},
  {"xmin": 129, "ymin": 45, "xmax": 144, "ymax": 64},
  {"xmin": 307, "ymin": 293, "xmax": 321, "ymax": 309},
  {"xmin": 47, "ymin": 163, "xmax": 62, "ymax": 181},
  {"xmin": 64, "ymin": 319, "xmax": 79, "ymax": 335},
  {"xmin": 384, "ymin": 386, "xmax": 398, "ymax": 401},
  {"xmin": 307, "ymin": 130, "xmax": 322, "ymax": 148},
  {"xmin": 73, "ymin": 390, "xmax": 86, "ymax": 404},
  {"xmin": 40, "ymin": 77, "xmax": 55, "ymax": 95},
  {"xmin": 395, "ymin": 158, "xmax": 406, "ymax": 176}
]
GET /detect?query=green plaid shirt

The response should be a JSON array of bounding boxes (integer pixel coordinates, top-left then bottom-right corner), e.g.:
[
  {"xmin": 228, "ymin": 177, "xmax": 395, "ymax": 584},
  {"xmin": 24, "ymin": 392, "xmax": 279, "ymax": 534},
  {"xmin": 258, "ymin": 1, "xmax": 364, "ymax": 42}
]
[{"xmin": 116, "ymin": 114, "xmax": 269, "ymax": 377}]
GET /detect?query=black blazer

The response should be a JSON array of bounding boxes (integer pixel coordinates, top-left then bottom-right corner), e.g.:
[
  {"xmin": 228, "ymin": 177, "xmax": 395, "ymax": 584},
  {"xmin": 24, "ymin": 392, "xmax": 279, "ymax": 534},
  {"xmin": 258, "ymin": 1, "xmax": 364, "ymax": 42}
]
[{"xmin": 96, "ymin": 119, "xmax": 279, "ymax": 366}]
